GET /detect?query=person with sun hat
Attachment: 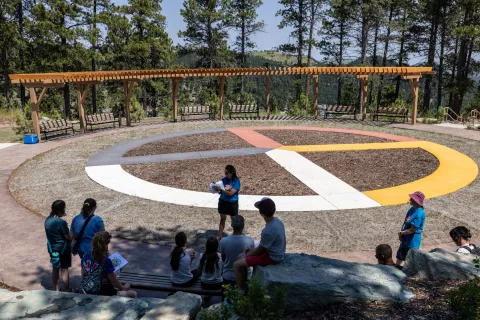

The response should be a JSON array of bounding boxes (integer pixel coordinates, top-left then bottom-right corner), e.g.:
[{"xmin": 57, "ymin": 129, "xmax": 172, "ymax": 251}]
[{"xmin": 396, "ymin": 191, "xmax": 426, "ymax": 266}]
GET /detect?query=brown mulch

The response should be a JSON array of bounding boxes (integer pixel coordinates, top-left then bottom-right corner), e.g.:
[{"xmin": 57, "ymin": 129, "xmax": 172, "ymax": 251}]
[
  {"xmin": 257, "ymin": 130, "xmax": 393, "ymax": 145},
  {"xmin": 124, "ymin": 131, "xmax": 253, "ymax": 157},
  {"xmin": 302, "ymin": 148, "xmax": 439, "ymax": 191},
  {"xmin": 0, "ymin": 282, "xmax": 21, "ymax": 292},
  {"xmin": 123, "ymin": 154, "xmax": 317, "ymax": 196},
  {"xmin": 285, "ymin": 279, "xmax": 465, "ymax": 320}
]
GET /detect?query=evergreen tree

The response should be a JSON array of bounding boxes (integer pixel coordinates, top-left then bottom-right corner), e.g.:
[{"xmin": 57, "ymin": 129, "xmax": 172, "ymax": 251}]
[
  {"xmin": 0, "ymin": 0, "xmax": 19, "ymax": 106},
  {"xmin": 179, "ymin": 0, "xmax": 232, "ymax": 69}
]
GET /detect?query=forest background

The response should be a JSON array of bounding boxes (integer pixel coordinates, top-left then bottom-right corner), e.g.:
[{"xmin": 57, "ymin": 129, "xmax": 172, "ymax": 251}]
[{"xmin": 0, "ymin": 0, "xmax": 479, "ymax": 126}]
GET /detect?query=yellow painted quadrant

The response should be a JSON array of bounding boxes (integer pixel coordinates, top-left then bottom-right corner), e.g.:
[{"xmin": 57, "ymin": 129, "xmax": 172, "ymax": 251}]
[{"xmin": 281, "ymin": 141, "xmax": 478, "ymax": 206}]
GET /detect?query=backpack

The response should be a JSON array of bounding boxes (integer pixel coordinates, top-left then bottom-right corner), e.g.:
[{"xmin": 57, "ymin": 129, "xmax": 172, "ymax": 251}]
[
  {"xmin": 460, "ymin": 244, "xmax": 480, "ymax": 256},
  {"xmin": 79, "ymin": 258, "xmax": 104, "ymax": 295}
]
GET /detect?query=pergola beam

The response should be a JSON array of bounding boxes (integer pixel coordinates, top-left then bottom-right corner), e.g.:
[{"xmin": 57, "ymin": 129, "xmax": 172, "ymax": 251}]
[
  {"xmin": 313, "ymin": 75, "xmax": 319, "ymax": 120},
  {"xmin": 76, "ymin": 84, "xmax": 91, "ymax": 133},
  {"xmin": 219, "ymin": 76, "xmax": 226, "ymax": 120},
  {"xmin": 266, "ymin": 75, "xmax": 271, "ymax": 119},
  {"xmin": 357, "ymin": 75, "xmax": 369, "ymax": 121}
]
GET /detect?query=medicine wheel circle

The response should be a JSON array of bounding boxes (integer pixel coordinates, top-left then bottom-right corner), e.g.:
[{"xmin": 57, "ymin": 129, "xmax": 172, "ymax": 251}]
[{"xmin": 85, "ymin": 126, "xmax": 478, "ymax": 212}]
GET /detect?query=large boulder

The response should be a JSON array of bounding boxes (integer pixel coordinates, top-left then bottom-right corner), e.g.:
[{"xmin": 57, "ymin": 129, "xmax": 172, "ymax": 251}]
[
  {"xmin": 254, "ymin": 253, "xmax": 414, "ymax": 311},
  {"xmin": 403, "ymin": 248, "xmax": 480, "ymax": 280},
  {"xmin": 0, "ymin": 290, "xmax": 151, "ymax": 320},
  {"xmin": 143, "ymin": 292, "xmax": 202, "ymax": 320}
]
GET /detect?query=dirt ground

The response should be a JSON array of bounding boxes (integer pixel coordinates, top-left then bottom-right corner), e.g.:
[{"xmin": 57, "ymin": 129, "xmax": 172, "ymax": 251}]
[
  {"xmin": 302, "ymin": 148, "xmax": 439, "ymax": 191},
  {"xmin": 257, "ymin": 130, "xmax": 392, "ymax": 145},
  {"xmin": 124, "ymin": 131, "xmax": 252, "ymax": 157},
  {"xmin": 8, "ymin": 121, "xmax": 480, "ymax": 254},
  {"xmin": 285, "ymin": 279, "xmax": 464, "ymax": 320},
  {"xmin": 123, "ymin": 154, "xmax": 316, "ymax": 196}
]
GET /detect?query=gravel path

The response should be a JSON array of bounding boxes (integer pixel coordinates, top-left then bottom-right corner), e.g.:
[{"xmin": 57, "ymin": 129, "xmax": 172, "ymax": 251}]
[
  {"xmin": 8, "ymin": 121, "xmax": 480, "ymax": 254},
  {"xmin": 257, "ymin": 130, "xmax": 392, "ymax": 145},
  {"xmin": 124, "ymin": 131, "xmax": 252, "ymax": 157},
  {"xmin": 302, "ymin": 148, "xmax": 439, "ymax": 191},
  {"xmin": 123, "ymin": 154, "xmax": 316, "ymax": 196}
]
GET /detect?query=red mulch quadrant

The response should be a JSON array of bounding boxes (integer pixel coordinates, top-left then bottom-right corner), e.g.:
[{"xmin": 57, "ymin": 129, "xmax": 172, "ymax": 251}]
[
  {"xmin": 124, "ymin": 131, "xmax": 253, "ymax": 157},
  {"xmin": 123, "ymin": 154, "xmax": 317, "ymax": 196},
  {"xmin": 301, "ymin": 148, "xmax": 439, "ymax": 191},
  {"xmin": 256, "ymin": 130, "xmax": 393, "ymax": 145}
]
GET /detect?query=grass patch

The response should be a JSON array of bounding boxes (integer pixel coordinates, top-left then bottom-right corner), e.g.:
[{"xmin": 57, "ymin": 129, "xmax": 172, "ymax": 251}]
[{"xmin": 0, "ymin": 127, "xmax": 22, "ymax": 143}]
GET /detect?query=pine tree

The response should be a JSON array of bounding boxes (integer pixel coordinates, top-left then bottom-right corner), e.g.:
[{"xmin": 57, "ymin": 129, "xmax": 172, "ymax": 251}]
[
  {"xmin": 180, "ymin": 0, "xmax": 231, "ymax": 69},
  {"xmin": 0, "ymin": 0, "xmax": 19, "ymax": 106}
]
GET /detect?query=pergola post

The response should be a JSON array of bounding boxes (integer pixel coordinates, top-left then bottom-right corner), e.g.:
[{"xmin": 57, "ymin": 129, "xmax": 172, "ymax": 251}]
[
  {"xmin": 409, "ymin": 78, "xmax": 420, "ymax": 125},
  {"xmin": 76, "ymin": 84, "xmax": 91, "ymax": 133},
  {"xmin": 171, "ymin": 78, "xmax": 180, "ymax": 122},
  {"xmin": 313, "ymin": 75, "xmax": 319, "ymax": 120},
  {"xmin": 219, "ymin": 76, "xmax": 226, "ymax": 120},
  {"xmin": 124, "ymin": 81, "xmax": 136, "ymax": 126},
  {"xmin": 358, "ymin": 75, "xmax": 369, "ymax": 121},
  {"xmin": 28, "ymin": 87, "xmax": 48, "ymax": 142},
  {"xmin": 266, "ymin": 75, "xmax": 271, "ymax": 119}
]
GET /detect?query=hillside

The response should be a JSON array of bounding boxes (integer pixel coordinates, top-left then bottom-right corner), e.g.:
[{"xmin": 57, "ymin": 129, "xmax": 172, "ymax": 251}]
[{"xmin": 251, "ymin": 51, "xmax": 321, "ymax": 66}]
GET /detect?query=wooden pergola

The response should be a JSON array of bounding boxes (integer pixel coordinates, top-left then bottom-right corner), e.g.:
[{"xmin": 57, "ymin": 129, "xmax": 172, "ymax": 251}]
[{"xmin": 9, "ymin": 66, "xmax": 433, "ymax": 141}]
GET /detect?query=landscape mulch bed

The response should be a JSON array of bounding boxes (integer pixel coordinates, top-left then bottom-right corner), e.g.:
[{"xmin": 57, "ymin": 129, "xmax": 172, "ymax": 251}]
[
  {"xmin": 285, "ymin": 279, "xmax": 464, "ymax": 320},
  {"xmin": 123, "ymin": 131, "xmax": 252, "ymax": 157},
  {"xmin": 123, "ymin": 154, "xmax": 316, "ymax": 196},
  {"xmin": 302, "ymin": 148, "xmax": 439, "ymax": 191},
  {"xmin": 257, "ymin": 130, "xmax": 394, "ymax": 145},
  {"xmin": 0, "ymin": 282, "xmax": 20, "ymax": 292}
]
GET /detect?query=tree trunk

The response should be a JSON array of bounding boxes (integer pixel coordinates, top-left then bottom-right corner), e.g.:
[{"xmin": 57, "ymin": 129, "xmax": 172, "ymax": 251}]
[
  {"xmin": 395, "ymin": 8, "xmax": 407, "ymax": 99},
  {"xmin": 422, "ymin": 18, "xmax": 438, "ymax": 112},
  {"xmin": 2, "ymin": 47, "xmax": 10, "ymax": 107},
  {"xmin": 16, "ymin": 0, "xmax": 26, "ymax": 109},
  {"xmin": 377, "ymin": 5, "xmax": 394, "ymax": 110},
  {"xmin": 240, "ymin": 1, "xmax": 246, "ymax": 93},
  {"xmin": 92, "ymin": 0, "xmax": 97, "ymax": 113},
  {"xmin": 296, "ymin": 0, "xmax": 305, "ymax": 101},
  {"xmin": 368, "ymin": 23, "xmax": 379, "ymax": 105},
  {"xmin": 448, "ymin": 31, "xmax": 459, "ymax": 110},
  {"xmin": 61, "ymin": 32, "xmax": 71, "ymax": 117},
  {"xmin": 305, "ymin": 0, "xmax": 316, "ymax": 98},
  {"xmin": 357, "ymin": 0, "xmax": 369, "ymax": 113},
  {"xmin": 337, "ymin": 20, "xmax": 344, "ymax": 106},
  {"xmin": 437, "ymin": 7, "xmax": 446, "ymax": 111}
]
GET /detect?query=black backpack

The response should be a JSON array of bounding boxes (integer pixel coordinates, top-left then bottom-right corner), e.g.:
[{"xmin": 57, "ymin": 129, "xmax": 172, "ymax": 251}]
[{"xmin": 460, "ymin": 244, "xmax": 480, "ymax": 256}]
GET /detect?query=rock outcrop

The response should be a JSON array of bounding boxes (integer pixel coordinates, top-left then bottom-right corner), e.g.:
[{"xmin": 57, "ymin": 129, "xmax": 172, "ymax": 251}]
[
  {"xmin": 403, "ymin": 248, "xmax": 480, "ymax": 280},
  {"xmin": 254, "ymin": 253, "xmax": 414, "ymax": 311},
  {"xmin": 0, "ymin": 290, "xmax": 201, "ymax": 320}
]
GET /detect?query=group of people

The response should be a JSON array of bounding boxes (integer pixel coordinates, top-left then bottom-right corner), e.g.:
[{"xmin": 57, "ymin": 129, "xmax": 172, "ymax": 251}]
[
  {"xmin": 44, "ymin": 164, "xmax": 477, "ymax": 298},
  {"xmin": 44, "ymin": 198, "xmax": 135, "ymax": 297}
]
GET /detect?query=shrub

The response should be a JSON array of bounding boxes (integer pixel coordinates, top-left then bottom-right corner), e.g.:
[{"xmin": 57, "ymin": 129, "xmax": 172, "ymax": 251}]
[
  {"xmin": 447, "ymin": 257, "xmax": 480, "ymax": 319},
  {"xmin": 14, "ymin": 109, "xmax": 33, "ymax": 135},
  {"xmin": 196, "ymin": 278, "xmax": 286, "ymax": 320},
  {"xmin": 130, "ymin": 97, "xmax": 144, "ymax": 122}
]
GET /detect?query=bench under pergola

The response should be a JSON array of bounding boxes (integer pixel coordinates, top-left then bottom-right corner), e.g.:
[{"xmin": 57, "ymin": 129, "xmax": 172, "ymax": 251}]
[{"xmin": 9, "ymin": 66, "xmax": 433, "ymax": 141}]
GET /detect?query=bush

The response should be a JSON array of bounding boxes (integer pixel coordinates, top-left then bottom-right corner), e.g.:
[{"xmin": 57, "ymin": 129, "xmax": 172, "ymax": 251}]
[
  {"xmin": 196, "ymin": 278, "xmax": 286, "ymax": 320},
  {"xmin": 447, "ymin": 257, "xmax": 480, "ymax": 319},
  {"xmin": 130, "ymin": 97, "xmax": 144, "ymax": 122},
  {"xmin": 14, "ymin": 109, "xmax": 33, "ymax": 135}
]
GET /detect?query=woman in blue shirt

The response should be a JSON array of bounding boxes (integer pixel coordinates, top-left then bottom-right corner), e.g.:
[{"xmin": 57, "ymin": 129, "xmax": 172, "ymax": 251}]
[
  {"xmin": 214, "ymin": 165, "xmax": 240, "ymax": 241},
  {"xmin": 396, "ymin": 191, "xmax": 426, "ymax": 266}
]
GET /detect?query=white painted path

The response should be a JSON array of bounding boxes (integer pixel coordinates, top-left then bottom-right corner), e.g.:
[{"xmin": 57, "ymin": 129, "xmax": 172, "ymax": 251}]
[{"xmin": 0, "ymin": 143, "xmax": 18, "ymax": 150}]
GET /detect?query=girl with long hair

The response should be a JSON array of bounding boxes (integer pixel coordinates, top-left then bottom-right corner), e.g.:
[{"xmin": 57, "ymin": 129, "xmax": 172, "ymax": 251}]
[
  {"xmin": 214, "ymin": 165, "xmax": 241, "ymax": 241},
  {"xmin": 70, "ymin": 198, "xmax": 105, "ymax": 259},
  {"xmin": 81, "ymin": 231, "xmax": 136, "ymax": 297},
  {"xmin": 170, "ymin": 232, "xmax": 200, "ymax": 287},
  {"xmin": 199, "ymin": 237, "xmax": 223, "ymax": 290},
  {"xmin": 44, "ymin": 200, "xmax": 73, "ymax": 291},
  {"xmin": 450, "ymin": 226, "xmax": 477, "ymax": 254}
]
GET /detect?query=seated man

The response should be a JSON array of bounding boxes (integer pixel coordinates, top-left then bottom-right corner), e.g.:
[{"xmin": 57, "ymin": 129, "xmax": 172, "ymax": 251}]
[
  {"xmin": 219, "ymin": 215, "xmax": 255, "ymax": 286},
  {"xmin": 233, "ymin": 198, "xmax": 286, "ymax": 293},
  {"xmin": 376, "ymin": 244, "xmax": 403, "ymax": 270}
]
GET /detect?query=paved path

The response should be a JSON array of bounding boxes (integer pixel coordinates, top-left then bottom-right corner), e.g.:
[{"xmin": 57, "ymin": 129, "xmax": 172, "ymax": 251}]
[
  {"xmin": 0, "ymin": 122, "xmax": 474, "ymax": 294},
  {"xmin": 391, "ymin": 123, "xmax": 480, "ymax": 141}
]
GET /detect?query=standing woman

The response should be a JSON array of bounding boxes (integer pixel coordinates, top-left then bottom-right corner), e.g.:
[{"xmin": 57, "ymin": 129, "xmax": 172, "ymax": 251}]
[
  {"xmin": 396, "ymin": 191, "xmax": 426, "ymax": 266},
  {"xmin": 45, "ymin": 200, "xmax": 73, "ymax": 291},
  {"xmin": 70, "ymin": 198, "xmax": 105, "ymax": 259},
  {"xmin": 214, "ymin": 165, "xmax": 240, "ymax": 241}
]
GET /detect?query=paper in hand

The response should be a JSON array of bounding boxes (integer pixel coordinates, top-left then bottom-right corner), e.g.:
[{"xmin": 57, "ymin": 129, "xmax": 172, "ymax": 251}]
[
  {"xmin": 109, "ymin": 252, "xmax": 128, "ymax": 272},
  {"xmin": 209, "ymin": 180, "xmax": 225, "ymax": 194}
]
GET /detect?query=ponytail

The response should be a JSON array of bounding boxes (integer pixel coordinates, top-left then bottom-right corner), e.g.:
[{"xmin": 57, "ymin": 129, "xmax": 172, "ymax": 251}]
[
  {"xmin": 81, "ymin": 198, "xmax": 96, "ymax": 218},
  {"xmin": 170, "ymin": 232, "xmax": 187, "ymax": 271}
]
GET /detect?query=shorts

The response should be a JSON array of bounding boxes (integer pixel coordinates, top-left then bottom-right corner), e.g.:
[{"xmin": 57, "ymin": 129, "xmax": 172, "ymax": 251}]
[
  {"xmin": 201, "ymin": 281, "xmax": 223, "ymax": 290},
  {"xmin": 245, "ymin": 251, "xmax": 278, "ymax": 267},
  {"xmin": 396, "ymin": 242, "xmax": 411, "ymax": 261},
  {"xmin": 49, "ymin": 250, "xmax": 72, "ymax": 269},
  {"xmin": 172, "ymin": 269, "xmax": 201, "ymax": 287},
  {"xmin": 218, "ymin": 199, "xmax": 239, "ymax": 216}
]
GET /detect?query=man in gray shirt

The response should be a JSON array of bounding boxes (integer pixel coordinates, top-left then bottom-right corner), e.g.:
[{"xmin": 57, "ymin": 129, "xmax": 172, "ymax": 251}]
[
  {"xmin": 233, "ymin": 197, "xmax": 286, "ymax": 293},
  {"xmin": 219, "ymin": 215, "xmax": 255, "ymax": 285}
]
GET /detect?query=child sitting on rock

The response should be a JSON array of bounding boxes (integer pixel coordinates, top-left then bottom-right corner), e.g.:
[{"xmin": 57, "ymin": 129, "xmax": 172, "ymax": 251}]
[
  {"xmin": 170, "ymin": 232, "xmax": 200, "ymax": 287},
  {"xmin": 198, "ymin": 237, "xmax": 223, "ymax": 290}
]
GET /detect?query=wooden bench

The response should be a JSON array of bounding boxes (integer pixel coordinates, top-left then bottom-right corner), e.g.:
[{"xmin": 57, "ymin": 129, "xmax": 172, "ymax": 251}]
[
  {"xmin": 118, "ymin": 272, "xmax": 223, "ymax": 296},
  {"xmin": 373, "ymin": 107, "xmax": 409, "ymax": 122},
  {"xmin": 39, "ymin": 119, "xmax": 75, "ymax": 140},
  {"xmin": 324, "ymin": 105, "xmax": 357, "ymax": 119},
  {"xmin": 180, "ymin": 105, "xmax": 214, "ymax": 121},
  {"xmin": 229, "ymin": 104, "xmax": 259, "ymax": 119},
  {"xmin": 85, "ymin": 113, "xmax": 119, "ymax": 131}
]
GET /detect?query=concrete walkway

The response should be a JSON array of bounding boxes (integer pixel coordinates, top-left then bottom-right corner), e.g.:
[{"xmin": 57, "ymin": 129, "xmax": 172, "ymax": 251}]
[
  {"xmin": 391, "ymin": 123, "xmax": 480, "ymax": 141},
  {"xmin": 0, "ymin": 122, "xmax": 472, "ymax": 294}
]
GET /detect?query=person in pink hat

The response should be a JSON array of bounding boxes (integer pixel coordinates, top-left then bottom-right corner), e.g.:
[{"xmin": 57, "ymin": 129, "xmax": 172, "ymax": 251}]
[{"xmin": 396, "ymin": 191, "xmax": 426, "ymax": 266}]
